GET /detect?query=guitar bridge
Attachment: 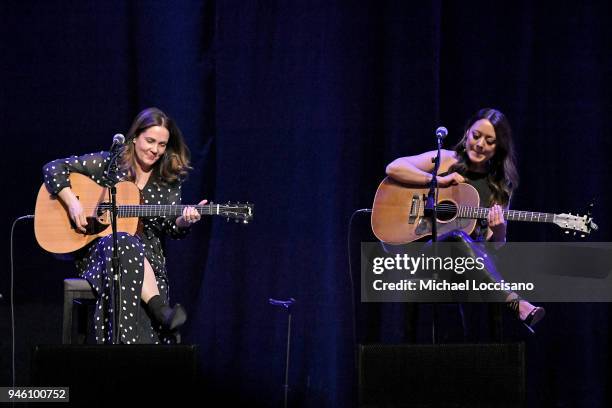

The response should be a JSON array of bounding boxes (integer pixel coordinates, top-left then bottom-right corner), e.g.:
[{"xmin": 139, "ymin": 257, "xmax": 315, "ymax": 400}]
[{"xmin": 408, "ymin": 194, "xmax": 420, "ymax": 224}]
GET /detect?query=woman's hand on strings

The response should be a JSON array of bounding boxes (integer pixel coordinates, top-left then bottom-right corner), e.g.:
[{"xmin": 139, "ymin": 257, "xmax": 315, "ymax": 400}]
[
  {"xmin": 178, "ymin": 199, "xmax": 208, "ymax": 227},
  {"xmin": 488, "ymin": 204, "xmax": 507, "ymax": 240}
]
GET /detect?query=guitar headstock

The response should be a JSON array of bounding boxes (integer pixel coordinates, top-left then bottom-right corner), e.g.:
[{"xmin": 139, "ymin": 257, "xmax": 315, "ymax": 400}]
[
  {"xmin": 553, "ymin": 213, "xmax": 598, "ymax": 237},
  {"xmin": 219, "ymin": 202, "xmax": 254, "ymax": 224}
]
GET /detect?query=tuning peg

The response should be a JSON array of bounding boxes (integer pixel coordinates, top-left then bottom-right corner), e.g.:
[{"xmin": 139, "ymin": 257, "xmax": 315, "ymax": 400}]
[
  {"xmin": 565, "ymin": 231, "xmax": 570, "ymax": 234},
  {"xmin": 243, "ymin": 219, "xmax": 249, "ymax": 224},
  {"xmin": 226, "ymin": 218, "xmax": 230, "ymax": 222},
  {"xmin": 580, "ymin": 234, "xmax": 585, "ymax": 238}
]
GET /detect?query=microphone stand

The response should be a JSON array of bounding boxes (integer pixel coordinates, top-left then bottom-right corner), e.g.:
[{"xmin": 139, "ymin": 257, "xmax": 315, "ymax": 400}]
[
  {"xmin": 424, "ymin": 130, "xmax": 444, "ymax": 343},
  {"xmin": 269, "ymin": 298, "xmax": 296, "ymax": 408},
  {"xmin": 103, "ymin": 144, "xmax": 124, "ymax": 344}
]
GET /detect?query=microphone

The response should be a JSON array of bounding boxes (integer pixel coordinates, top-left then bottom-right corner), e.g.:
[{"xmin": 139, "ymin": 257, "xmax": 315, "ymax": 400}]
[
  {"xmin": 435, "ymin": 126, "xmax": 448, "ymax": 139},
  {"xmin": 112, "ymin": 133, "xmax": 125, "ymax": 145},
  {"xmin": 268, "ymin": 298, "xmax": 296, "ymax": 309},
  {"xmin": 110, "ymin": 133, "xmax": 125, "ymax": 152}
]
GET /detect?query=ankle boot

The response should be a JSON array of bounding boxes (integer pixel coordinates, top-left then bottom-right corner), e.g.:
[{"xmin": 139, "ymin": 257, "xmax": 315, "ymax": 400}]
[{"xmin": 147, "ymin": 295, "xmax": 187, "ymax": 331}]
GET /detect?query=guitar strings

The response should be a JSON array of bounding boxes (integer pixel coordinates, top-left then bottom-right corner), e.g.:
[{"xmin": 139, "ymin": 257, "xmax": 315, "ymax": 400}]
[
  {"xmin": 418, "ymin": 203, "xmax": 554, "ymax": 218},
  {"xmin": 78, "ymin": 205, "xmax": 248, "ymax": 210},
  {"xmin": 76, "ymin": 204, "xmax": 251, "ymax": 217}
]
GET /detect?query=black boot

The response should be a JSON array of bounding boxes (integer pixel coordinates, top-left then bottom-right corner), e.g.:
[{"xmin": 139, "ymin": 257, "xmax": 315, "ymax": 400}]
[{"xmin": 147, "ymin": 295, "xmax": 187, "ymax": 331}]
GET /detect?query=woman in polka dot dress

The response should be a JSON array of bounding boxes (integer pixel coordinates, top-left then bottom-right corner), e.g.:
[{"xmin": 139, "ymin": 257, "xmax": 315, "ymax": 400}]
[{"xmin": 43, "ymin": 107, "xmax": 205, "ymax": 344}]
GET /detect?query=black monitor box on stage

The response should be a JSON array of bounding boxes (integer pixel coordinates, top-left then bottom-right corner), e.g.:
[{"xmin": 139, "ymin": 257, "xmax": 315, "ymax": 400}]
[
  {"xmin": 358, "ymin": 343, "xmax": 525, "ymax": 408},
  {"xmin": 31, "ymin": 345, "xmax": 199, "ymax": 404}
]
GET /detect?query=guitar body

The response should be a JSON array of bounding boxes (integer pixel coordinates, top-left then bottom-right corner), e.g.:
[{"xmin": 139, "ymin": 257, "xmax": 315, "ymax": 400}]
[
  {"xmin": 371, "ymin": 177, "xmax": 480, "ymax": 244},
  {"xmin": 35, "ymin": 173, "xmax": 140, "ymax": 254}
]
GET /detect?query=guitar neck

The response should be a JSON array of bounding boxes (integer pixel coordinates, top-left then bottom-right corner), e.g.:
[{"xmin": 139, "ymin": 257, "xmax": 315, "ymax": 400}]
[
  {"xmin": 116, "ymin": 204, "xmax": 228, "ymax": 218},
  {"xmin": 458, "ymin": 206, "xmax": 556, "ymax": 223}
]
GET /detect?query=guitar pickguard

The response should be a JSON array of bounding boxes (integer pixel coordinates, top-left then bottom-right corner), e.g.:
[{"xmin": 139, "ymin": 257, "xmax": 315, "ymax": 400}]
[
  {"xmin": 68, "ymin": 216, "xmax": 109, "ymax": 235},
  {"xmin": 415, "ymin": 216, "xmax": 474, "ymax": 237},
  {"xmin": 415, "ymin": 217, "xmax": 431, "ymax": 235}
]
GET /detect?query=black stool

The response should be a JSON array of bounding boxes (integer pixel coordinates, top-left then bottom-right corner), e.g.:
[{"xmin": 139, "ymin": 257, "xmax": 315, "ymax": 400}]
[{"xmin": 62, "ymin": 278, "xmax": 95, "ymax": 344}]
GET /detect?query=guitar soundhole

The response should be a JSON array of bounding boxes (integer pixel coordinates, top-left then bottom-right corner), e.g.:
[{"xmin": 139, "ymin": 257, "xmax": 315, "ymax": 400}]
[{"xmin": 437, "ymin": 200, "xmax": 457, "ymax": 222}]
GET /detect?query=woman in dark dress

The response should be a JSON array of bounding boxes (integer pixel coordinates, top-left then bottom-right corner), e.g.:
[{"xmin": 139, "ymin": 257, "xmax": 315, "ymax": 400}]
[
  {"xmin": 385, "ymin": 108, "xmax": 545, "ymax": 330},
  {"xmin": 43, "ymin": 107, "xmax": 205, "ymax": 344}
]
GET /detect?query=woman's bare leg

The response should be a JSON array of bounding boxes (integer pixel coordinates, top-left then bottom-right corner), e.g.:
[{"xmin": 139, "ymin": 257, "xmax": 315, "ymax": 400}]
[{"xmin": 140, "ymin": 257, "xmax": 159, "ymax": 304}]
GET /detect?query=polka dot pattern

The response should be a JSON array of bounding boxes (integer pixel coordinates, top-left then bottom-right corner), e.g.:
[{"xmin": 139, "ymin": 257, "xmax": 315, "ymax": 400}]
[{"xmin": 43, "ymin": 151, "xmax": 191, "ymax": 344}]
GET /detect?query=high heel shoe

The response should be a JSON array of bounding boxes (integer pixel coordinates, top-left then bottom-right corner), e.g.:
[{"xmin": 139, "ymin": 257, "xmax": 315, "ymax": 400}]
[{"xmin": 507, "ymin": 297, "xmax": 546, "ymax": 334}]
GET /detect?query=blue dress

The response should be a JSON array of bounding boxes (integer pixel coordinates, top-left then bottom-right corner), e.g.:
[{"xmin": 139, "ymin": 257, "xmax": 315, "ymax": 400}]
[{"xmin": 43, "ymin": 151, "xmax": 190, "ymax": 344}]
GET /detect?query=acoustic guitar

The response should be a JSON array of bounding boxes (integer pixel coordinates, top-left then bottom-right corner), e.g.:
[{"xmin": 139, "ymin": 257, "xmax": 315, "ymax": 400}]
[
  {"xmin": 34, "ymin": 173, "xmax": 254, "ymax": 254},
  {"xmin": 371, "ymin": 177, "xmax": 597, "ymax": 244}
]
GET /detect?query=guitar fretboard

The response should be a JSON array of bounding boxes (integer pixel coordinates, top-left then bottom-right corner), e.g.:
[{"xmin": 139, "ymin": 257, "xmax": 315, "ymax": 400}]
[
  {"xmin": 457, "ymin": 206, "xmax": 555, "ymax": 223},
  {"xmin": 97, "ymin": 204, "xmax": 246, "ymax": 218}
]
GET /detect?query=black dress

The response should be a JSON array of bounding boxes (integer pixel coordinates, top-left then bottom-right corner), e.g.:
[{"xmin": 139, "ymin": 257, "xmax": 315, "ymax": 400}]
[
  {"xmin": 43, "ymin": 151, "xmax": 190, "ymax": 344},
  {"xmin": 461, "ymin": 169, "xmax": 494, "ymax": 241}
]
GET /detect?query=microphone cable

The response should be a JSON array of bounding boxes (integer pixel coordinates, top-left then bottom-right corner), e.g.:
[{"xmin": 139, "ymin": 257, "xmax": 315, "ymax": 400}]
[
  {"xmin": 9, "ymin": 215, "xmax": 35, "ymax": 389},
  {"xmin": 347, "ymin": 208, "xmax": 372, "ymax": 369}
]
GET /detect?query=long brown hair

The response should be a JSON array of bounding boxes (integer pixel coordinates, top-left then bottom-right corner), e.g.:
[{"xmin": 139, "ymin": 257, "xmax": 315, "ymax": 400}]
[
  {"xmin": 118, "ymin": 107, "xmax": 192, "ymax": 185},
  {"xmin": 448, "ymin": 108, "xmax": 519, "ymax": 206}
]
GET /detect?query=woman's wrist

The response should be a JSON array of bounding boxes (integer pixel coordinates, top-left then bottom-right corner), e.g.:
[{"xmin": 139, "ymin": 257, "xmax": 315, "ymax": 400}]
[{"xmin": 424, "ymin": 172, "xmax": 437, "ymax": 185}]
